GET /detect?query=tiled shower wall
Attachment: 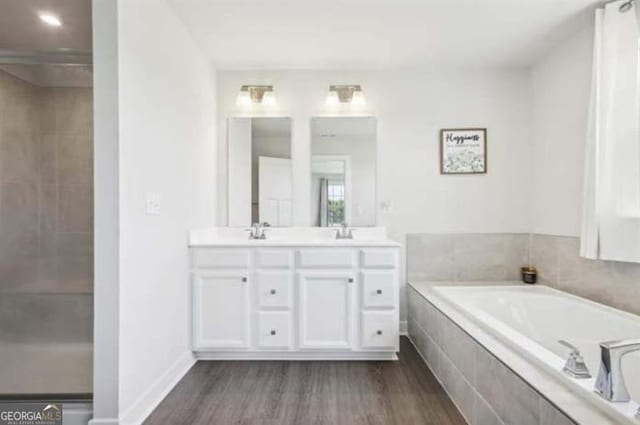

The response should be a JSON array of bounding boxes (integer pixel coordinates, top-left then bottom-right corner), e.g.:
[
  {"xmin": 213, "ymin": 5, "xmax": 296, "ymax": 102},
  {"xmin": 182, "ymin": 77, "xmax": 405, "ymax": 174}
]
[
  {"xmin": 407, "ymin": 233, "xmax": 640, "ymax": 316},
  {"xmin": 0, "ymin": 70, "xmax": 93, "ymax": 343}
]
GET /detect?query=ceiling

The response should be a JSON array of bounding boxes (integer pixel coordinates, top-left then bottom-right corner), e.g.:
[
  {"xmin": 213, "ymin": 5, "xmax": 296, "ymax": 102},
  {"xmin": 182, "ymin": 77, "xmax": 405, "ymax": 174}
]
[
  {"xmin": 0, "ymin": 0, "xmax": 92, "ymax": 52},
  {"xmin": 168, "ymin": 0, "xmax": 597, "ymax": 69},
  {"xmin": 0, "ymin": 0, "xmax": 92, "ymax": 86}
]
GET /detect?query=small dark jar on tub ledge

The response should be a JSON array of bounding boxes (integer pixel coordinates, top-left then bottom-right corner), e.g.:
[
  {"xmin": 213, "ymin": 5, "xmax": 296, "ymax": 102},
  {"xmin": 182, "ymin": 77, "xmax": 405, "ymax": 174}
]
[{"xmin": 521, "ymin": 266, "xmax": 537, "ymax": 284}]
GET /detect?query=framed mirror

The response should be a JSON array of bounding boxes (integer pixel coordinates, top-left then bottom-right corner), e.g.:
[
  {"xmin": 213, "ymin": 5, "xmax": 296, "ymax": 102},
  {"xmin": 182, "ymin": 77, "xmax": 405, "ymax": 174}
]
[
  {"xmin": 310, "ymin": 117, "xmax": 377, "ymax": 227},
  {"xmin": 227, "ymin": 117, "xmax": 292, "ymax": 227}
]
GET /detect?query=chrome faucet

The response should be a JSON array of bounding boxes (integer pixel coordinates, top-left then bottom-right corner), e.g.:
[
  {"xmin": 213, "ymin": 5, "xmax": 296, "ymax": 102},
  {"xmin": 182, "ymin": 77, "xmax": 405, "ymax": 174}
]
[
  {"xmin": 558, "ymin": 340, "xmax": 591, "ymax": 379},
  {"xmin": 247, "ymin": 222, "xmax": 269, "ymax": 240},
  {"xmin": 335, "ymin": 223, "xmax": 353, "ymax": 240},
  {"xmin": 594, "ymin": 338, "xmax": 640, "ymax": 402}
]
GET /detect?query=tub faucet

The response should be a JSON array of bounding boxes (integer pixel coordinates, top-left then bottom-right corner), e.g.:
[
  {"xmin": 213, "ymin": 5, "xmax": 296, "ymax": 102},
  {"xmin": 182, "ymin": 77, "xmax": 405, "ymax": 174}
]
[
  {"xmin": 558, "ymin": 340, "xmax": 591, "ymax": 379},
  {"xmin": 594, "ymin": 338, "xmax": 640, "ymax": 402}
]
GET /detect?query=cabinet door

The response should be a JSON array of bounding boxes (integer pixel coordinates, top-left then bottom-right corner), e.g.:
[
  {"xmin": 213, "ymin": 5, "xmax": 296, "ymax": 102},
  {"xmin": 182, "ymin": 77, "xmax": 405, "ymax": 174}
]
[
  {"xmin": 299, "ymin": 271, "xmax": 355, "ymax": 349},
  {"xmin": 192, "ymin": 272, "xmax": 250, "ymax": 349}
]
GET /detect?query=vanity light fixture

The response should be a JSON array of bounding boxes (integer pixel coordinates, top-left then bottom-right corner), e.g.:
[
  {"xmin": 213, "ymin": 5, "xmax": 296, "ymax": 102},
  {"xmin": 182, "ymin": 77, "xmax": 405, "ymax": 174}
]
[
  {"xmin": 236, "ymin": 85, "xmax": 275, "ymax": 106},
  {"xmin": 326, "ymin": 85, "xmax": 366, "ymax": 106},
  {"xmin": 39, "ymin": 12, "xmax": 62, "ymax": 27}
]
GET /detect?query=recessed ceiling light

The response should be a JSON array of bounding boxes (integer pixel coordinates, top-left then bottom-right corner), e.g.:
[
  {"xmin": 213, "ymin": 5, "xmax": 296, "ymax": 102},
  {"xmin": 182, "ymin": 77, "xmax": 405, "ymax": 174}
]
[{"xmin": 39, "ymin": 13, "xmax": 62, "ymax": 27}]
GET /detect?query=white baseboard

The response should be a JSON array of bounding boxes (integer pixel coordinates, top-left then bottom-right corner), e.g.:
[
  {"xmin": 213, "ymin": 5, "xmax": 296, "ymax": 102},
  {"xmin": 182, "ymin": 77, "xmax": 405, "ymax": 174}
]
[
  {"xmin": 88, "ymin": 419, "xmax": 118, "ymax": 425},
  {"xmin": 399, "ymin": 320, "xmax": 408, "ymax": 335},
  {"xmin": 119, "ymin": 351, "xmax": 195, "ymax": 425},
  {"xmin": 195, "ymin": 351, "xmax": 398, "ymax": 361}
]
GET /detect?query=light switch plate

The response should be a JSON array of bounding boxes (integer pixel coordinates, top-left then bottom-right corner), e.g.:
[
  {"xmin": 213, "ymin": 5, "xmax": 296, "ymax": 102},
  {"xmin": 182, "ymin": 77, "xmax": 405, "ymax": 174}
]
[{"xmin": 146, "ymin": 192, "xmax": 161, "ymax": 215}]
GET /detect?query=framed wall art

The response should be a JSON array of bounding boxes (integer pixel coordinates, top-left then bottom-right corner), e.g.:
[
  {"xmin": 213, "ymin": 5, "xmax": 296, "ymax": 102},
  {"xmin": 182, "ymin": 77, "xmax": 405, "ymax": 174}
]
[{"xmin": 440, "ymin": 128, "xmax": 487, "ymax": 174}]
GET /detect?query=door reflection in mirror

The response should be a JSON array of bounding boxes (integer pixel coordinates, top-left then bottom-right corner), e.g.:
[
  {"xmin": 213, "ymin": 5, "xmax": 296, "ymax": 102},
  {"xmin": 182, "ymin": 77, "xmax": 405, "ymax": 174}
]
[
  {"xmin": 227, "ymin": 117, "xmax": 292, "ymax": 227},
  {"xmin": 311, "ymin": 117, "xmax": 376, "ymax": 227}
]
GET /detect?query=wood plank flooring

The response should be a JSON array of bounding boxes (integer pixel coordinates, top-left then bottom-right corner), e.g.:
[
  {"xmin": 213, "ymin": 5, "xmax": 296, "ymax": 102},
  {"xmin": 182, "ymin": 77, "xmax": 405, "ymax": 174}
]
[{"xmin": 144, "ymin": 337, "xmax": 466, "ymax": 425}]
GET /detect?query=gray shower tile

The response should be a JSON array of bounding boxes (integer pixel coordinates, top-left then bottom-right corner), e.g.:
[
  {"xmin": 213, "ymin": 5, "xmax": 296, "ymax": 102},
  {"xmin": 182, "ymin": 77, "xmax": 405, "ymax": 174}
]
[
  {"xmin": 503, "ymin": 234, "xmax": 529, "ymax": 280},
  {"xmin": 531, "ymin": 234, "xmax": 558, "ymax": 283},
  {"xmin": 540, "ymin": 398, "xmax": 576, "ymax": 425},
  {"xmin": 57, "ymin": 184, "xmax": 92, "ymax": 233},
  {"xmin": 454, "ymin": 234, "xmax": 507, "ymax": 281},
  {"xmin": 475, "ymin": 343, "xmax": 539, "ymax": 425},
  {"xmin": 57, "ymin": 135, "xmax": 93, "ymax": 185},
  {"xmin": 442, "ymin": 318, "xmax": 476, "ymax": 385},
  {"xmin": 0, "ymin": 132, "xmax": 40, "ymax": 183},
  {"xmin": 0, "ymin": 293, "xmax": 93, "ymax": 343},
  {"xmin": 440, "ymin": 354, "xmax": 475, "ymax": 423},
  {"xmin": 475, "ymin": 394, "xmax": 505, "ymax": 425},
  {"xmin": 407, "ymin": 234, "xmax": 455, "ymax": 281}
]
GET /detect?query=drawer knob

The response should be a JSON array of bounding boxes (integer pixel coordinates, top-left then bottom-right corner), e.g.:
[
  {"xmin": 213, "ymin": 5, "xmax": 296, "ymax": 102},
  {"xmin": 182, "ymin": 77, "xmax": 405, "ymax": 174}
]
[
  {"xmin": 270, "ymin": 289, "xmax": 276, "ymax": 295},
  {"xmin": 270, "ymin": 329, "xmax": 276, "ymax": 336},
  {"xmin": 348, "ymin": 278, "xmax": 354, "ymax": 283},
  {"xmin": 241, "ymin": 277, "xmax": 247, "ymax": 282},
  {"xmin": 376, "ymin": 330, "xmax": 383, "ymax": 335},
  {"xmin": 376, "ymin": 289, "xmax": 382, "ymax": 295}
]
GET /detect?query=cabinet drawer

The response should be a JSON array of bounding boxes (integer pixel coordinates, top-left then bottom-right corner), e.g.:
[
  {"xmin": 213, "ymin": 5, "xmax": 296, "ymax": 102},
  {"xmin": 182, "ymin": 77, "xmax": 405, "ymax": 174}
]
[
  {"xmin": 256, "ymin": 250, "xmax": 294, "ymax": 268},
  {"xmin": 258, "ymin": 311, "xmax": 292, "ymax": 349},
  {"xmin": 361, "ymin": 311, "xmax": 397, "ymax": 349},
  {"xmin": 257, "ymin": 271, "xmax": 292, "ymax": 309},
  {"xmin": 361, "ymin": 249, "xmax": 397, "ymax": 269},
  {"xmin": 192, "ymin": 249, "xmax": 250, "ymax": 269},
  {"xmin": 361, "ymin": 271, "xmax": 396, "ymax": 308},
  {"xmin": 298, "ymin": 249, "xmax": 356, "ymax": 268}
]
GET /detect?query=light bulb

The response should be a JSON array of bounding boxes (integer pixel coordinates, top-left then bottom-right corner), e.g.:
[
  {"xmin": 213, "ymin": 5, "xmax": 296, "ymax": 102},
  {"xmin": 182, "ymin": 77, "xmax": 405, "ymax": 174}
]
[
  {"xmin": 262, "ymin": 91, "xmax": 276, "ymax": 106},
  {"xmin": 351, "ymin": 90, "xmax": 366, "ymax": 108},
  {"xmin": 236, "ymin": 91, "xmax": 251, "ymax": 107},
  {"xmin": 326, "ymin": 91, "xmax": 339, "ymax": 107},
  {"xmin": 39, "ymin": 12, "xmax": 62, "ymax": 27}
]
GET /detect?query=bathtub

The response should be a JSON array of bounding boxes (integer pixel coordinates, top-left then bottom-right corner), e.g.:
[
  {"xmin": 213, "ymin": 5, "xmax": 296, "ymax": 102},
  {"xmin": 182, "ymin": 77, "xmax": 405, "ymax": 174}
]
[{"xmin": 432, "ymin": 285, "xmax": 640, "ymax": 424}]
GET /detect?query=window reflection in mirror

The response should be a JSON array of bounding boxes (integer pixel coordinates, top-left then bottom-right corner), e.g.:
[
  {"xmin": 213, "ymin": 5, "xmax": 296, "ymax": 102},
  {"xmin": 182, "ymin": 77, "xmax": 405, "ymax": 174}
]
[
  {"xmin": 311, "ymin": 117, "xmax": 376, "ymax": 227},
  {"xmin": 227, "ymin": 117, "xmax": 292, "ymax": 227}
]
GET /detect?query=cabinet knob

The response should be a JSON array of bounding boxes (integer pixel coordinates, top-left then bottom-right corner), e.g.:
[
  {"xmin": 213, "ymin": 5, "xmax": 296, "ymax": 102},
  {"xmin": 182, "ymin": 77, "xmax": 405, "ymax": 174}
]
[
  {"xmin": 270, "ymin": 329, "xmax": 276, "ymax": 336},
  {"xmin": 348, "ymin": 278, "xmax": 354, "ymax": 283},
  {"xmin": 376, "ymin": 289, "xmax": 382, "ymax": 295},
  {"xmin": 270, "ymin": 289, "xmax": 276, "ymax": 295},
  {"xmin": 241, "ymin": 277, "xmax": 247, "ymax": 282},
  {"xmin": 376, "ymin": 330, "xmax": 383, "ymax": 335}
]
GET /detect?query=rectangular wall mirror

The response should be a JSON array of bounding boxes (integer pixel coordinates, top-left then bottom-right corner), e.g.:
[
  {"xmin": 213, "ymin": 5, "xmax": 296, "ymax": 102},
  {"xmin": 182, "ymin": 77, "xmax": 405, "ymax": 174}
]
[
  {"xmin": 227, "ymin": 117, "xmax": 292, "ymax": 227},
  {"xmin": 310, "ymin": 117, "xmax": 377, "ymax": 227}
]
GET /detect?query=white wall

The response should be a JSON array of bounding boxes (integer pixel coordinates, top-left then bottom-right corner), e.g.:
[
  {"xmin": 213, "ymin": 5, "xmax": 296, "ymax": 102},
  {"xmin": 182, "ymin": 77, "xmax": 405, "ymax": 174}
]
[
  {"xmin": 92, "ymin": 0, "xmax": 217, "ymax": 423},
  {"xmin": 216, "ymin": 69, "xmax": 533, "ymax": 321},
  {"xmin": 531, "ymin": 25, "xmax": 594, "ymax": 237}
]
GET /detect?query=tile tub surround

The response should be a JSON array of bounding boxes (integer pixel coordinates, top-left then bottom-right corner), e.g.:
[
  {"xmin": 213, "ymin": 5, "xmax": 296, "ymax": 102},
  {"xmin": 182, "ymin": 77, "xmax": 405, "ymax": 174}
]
[
  {"xmin": 406, "ymin": 233, "xmax": 530, "ymax": 283},
  {"xmin": 406, "ymin": 284, "xmax": 620, "ymax": 425},
  {"xmin": 531, "ymin": 234, "xmax": 640, "ymax": 316},
  {"xmin": 0, "ymin": 71, "xmax": 93, "ymax": 346},
  {"xmin": 407, "ymin": 233, "xmax": 640, "ymax": 316}
]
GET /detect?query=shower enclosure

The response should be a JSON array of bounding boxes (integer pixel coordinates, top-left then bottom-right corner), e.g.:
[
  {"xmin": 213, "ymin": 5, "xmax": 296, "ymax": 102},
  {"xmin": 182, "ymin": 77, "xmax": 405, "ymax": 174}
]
[{"xmin": 0, "ymin": 50, "xmax": 93, "ymax": 400}]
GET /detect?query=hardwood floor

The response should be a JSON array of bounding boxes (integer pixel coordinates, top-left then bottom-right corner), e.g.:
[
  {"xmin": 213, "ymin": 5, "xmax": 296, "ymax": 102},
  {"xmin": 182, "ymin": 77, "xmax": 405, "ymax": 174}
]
[{"xmin": 144, "ymin": 337, "xmax": 466, "ymax": 425}]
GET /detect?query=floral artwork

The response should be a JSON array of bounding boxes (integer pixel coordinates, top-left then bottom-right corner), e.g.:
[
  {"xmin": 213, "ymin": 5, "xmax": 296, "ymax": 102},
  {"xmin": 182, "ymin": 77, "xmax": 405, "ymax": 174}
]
[{"xmin": 440, "ymin": 128, "xmax": 487, "ymax": 174}]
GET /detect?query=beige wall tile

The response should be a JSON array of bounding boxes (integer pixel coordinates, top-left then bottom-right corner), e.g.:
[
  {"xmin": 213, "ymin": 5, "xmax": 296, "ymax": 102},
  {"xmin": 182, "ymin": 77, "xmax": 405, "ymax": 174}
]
[{"xmin": 407, "ymin": 234, "xmax": 455, "ymax": 281}]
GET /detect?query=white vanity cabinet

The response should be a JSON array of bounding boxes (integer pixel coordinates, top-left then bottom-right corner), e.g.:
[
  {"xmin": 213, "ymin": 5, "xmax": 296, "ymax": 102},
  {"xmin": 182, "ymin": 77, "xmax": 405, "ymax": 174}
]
[{"xmin": 190, "ymin": 242, "xmax": 400, "ymax": 360}]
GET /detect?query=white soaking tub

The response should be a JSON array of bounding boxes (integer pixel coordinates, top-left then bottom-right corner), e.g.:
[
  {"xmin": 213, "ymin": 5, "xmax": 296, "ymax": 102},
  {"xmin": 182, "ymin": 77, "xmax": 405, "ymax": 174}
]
[{"xmin": 433, "ymin": 285, "xmax": 640, "ymax": 425}]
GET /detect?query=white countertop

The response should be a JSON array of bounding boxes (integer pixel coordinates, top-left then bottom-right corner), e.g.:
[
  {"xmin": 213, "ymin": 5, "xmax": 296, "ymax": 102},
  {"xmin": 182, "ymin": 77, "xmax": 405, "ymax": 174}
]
[{"xmin": 188, "ymin": 226, "xmax": 401, "ymax": 248}]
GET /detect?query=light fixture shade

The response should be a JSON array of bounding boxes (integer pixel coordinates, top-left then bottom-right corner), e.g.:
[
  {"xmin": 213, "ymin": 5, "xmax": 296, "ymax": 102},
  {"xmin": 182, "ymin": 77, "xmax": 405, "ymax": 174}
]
[
  {"xmin": 262, "ymin": 91, "xmax": 276, "ymax": 106},
  {"xmin": 351, "ymin": 90, "xmax": 366, "ymax": 107},
  {"xmin": 326, "ymin": 90, "xmax": 340, "ymax": 107},
  {"xmin": 236, "ymin": 90, "xmax": 251, "ymax": 107}
]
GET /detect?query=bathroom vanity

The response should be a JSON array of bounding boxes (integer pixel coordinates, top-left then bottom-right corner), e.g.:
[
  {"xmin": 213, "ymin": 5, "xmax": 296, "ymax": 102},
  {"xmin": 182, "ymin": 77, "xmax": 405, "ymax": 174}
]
[{"xmin": 189, "ymin": 227, "xmax": 400, "ymax": 360}]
